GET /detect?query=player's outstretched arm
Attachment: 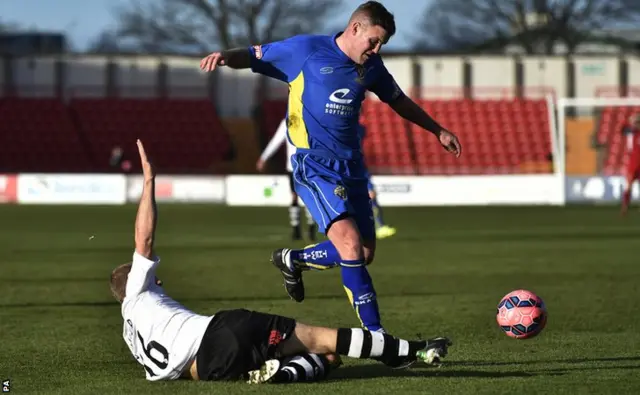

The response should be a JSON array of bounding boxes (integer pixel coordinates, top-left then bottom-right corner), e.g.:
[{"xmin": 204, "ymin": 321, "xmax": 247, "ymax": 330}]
[
  {"xmin": 134, "ymin": 139, "xmax": 157, "ymax": 259},
  {"xmin": 200, "ymin": 48, "xmax": 252, "ymax": 71},
  {"xmin": 202, "ymin": 37, "xmax": 307, "ymax": 83},
  {"xmin": 389, "ymin": 95, "xmax": 462, "ymax": 157}
]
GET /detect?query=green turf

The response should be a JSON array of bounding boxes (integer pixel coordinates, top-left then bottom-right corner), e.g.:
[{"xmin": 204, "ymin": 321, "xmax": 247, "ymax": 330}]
[{"xmin": 1, "ymin": 204, "xmax": 640, "ymax": 394}]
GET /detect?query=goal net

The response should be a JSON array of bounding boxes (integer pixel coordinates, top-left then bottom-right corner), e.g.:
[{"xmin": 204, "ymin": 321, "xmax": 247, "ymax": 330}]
[{"xmin": 557, "ymin": 91, "xmax": 640, "ymax": 204}]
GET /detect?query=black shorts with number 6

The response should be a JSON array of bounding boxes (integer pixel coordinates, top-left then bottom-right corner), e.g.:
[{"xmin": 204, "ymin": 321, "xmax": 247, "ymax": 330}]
[{"xmin": 195, "ymin": 308, "xmax": 297, "ymax": 381}]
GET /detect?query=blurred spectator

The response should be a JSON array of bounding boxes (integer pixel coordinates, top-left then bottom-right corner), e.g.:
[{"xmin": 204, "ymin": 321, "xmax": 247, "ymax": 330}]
[{"xmin": 109, "ymin": 146, "xmax": 132, "ymax": 173}]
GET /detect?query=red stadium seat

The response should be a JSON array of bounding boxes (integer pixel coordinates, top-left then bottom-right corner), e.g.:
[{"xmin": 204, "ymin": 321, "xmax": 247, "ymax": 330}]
[
  {"xmin": 69, "ymin": 98, "xmax": 232, "ymax": 173},
  {"xmin": 0, "ymin": 98, "xmax": 92, "ymax": 172},
  {"xmin": 599, "ymin": 106, "xmax": 640, "ymax": 175},
  {"xmin": 360, "ymin": 98, "xmax": 553, "ymax": 175}
]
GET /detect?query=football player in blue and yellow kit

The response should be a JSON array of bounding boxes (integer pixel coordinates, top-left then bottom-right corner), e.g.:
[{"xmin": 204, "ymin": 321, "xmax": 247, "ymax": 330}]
[{"xmin": 201, "ymin": 1, "xmax": 461, "ymax": 333}]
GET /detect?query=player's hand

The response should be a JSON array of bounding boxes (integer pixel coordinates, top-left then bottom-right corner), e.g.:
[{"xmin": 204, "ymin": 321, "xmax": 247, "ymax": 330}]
[
  {"xmin": 136, "ymin": 139, "xmax": 155, "ymax": 180},
  {"xmin": 256, "ymin": 159, "xmax": 266, "ymax": 172},
  {"xmin": 438, "ymin": 130, "xmax": 461, "ymax": 157},
  {"xmin": 200, "ymin": 52, "xmax": 226, "ymax": 72}
]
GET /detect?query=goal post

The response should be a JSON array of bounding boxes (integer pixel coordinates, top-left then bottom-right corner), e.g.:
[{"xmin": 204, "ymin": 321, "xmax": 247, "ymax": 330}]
[{"xmin": 556, "ymin": 96, "xmax": 640, "ymax": 204}]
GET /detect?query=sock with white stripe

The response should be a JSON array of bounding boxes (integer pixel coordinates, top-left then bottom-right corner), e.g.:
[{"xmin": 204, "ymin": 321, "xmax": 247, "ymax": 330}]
[
  {"xmin": 335, "ymin": 328, "xmax": 426, "ymax": 365},
  {"xmin": 304, "ymin": 207, "xmax": 314, "ymax": 225},
  {"xmin": 305, "ymin": 207, "xmax": 317, "ymax": 240},
  {"xmin": 289, "ymin": 205, "xmax": 301, "ymax": 227},
  {"xmin": 271, "ymin": 353, "xmax": 331, "ymax": 383}
]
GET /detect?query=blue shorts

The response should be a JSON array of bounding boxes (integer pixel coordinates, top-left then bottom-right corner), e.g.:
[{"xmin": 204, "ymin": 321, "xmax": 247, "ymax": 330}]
[{"xmin": 291, "ymin": 153, "xmax": 375, "ymax": 240}]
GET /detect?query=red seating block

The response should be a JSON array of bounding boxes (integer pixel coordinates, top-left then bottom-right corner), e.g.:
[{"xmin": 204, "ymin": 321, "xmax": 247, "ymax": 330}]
[
  {"xmin": 599, "ymin": 106, "xmax": 640, "ymax": 175},
  {"xmin": 69, "ymin": 98, "xmax": 231, "ymax": 173},
  {"xmin": 0, "ymin": 98, "xmax": 92, "ymax": 172},
  {"xmin": 361, "ymin": 98, "xmax": 552, "ymax": 175}
]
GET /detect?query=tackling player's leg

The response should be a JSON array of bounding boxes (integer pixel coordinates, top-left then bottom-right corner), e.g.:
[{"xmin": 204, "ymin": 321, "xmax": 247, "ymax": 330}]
[
  {"xmin": 279, "ymin": 322, "xmax": 452, "ymax": 369},
  {"xmin": 195, "ymin": 308, "xmax": 451, "ymax": 384},
  {"xmin": 246, "ymin": 353, "xmax": 339, "ymax": 384}
]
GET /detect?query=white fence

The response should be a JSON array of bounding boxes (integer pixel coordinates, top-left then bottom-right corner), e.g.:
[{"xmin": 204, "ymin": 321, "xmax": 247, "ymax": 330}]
[{"xmin": 1, "ymin": 173, "xmax": 565, "ymax": 206}]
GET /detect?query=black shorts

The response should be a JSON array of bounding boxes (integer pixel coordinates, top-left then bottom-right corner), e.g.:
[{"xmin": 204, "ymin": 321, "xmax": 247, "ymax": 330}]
[
  {"xmin": 196, "ymin": 309, "xmax": 297, "ymax": 381},
  {"xmin": 287, "ymin": 171, "xmax": 295, "ymax": 193}
]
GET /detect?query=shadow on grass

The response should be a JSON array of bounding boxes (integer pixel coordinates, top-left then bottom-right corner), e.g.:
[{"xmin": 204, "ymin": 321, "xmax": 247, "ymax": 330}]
[
  {"xmin": 449, "ymin": 356, "xmax": 640, "ymax": 367},
  {"xmin": 328, "ymin": 364, "xmax": 551, "ymax": 381}
]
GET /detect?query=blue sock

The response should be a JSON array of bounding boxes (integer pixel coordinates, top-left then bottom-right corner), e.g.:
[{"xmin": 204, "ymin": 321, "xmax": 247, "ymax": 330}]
[
  {"xmin": 290, "ymin": 240, "xmax": 340, "ymax": 270},
  {"xmin": 340, "ymin": 260, "xmax": 383, "ymax": 332},
  {"xmin": 371, "ymin": 198, "xmax": 385, "ymax": 228}
]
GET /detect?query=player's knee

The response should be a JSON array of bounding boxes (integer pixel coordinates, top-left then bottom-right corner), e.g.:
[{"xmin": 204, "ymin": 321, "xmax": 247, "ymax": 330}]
[
  {"xmin": 338, "ymin": 235, "xmax": 363, "ymax": 260},
  {"xmin": 327, "ymin": 217, "xmax": 364, "ymax": 260},
  {"xmin": 283, "ymin": 323, "xmax": 334, "ymax": 355}
]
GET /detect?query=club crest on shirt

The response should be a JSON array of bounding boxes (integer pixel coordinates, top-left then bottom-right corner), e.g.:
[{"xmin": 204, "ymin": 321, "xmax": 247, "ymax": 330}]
[{"xmin": 334, "ymin": 185, "xmax": 347, "ymax": 200}]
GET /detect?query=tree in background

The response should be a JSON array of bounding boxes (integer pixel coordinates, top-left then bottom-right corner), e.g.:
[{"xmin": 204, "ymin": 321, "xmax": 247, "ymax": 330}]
[
  {"xmin": 0, "ymin": 18, "xmax": 21, "ymax": 32},
  {"xmin": 95, "ymin": 0, "xmax": 342, "ymax": 53},
  {"xmin": 413, "ymin": 0, "xmax": 640, "ymax": 53}
]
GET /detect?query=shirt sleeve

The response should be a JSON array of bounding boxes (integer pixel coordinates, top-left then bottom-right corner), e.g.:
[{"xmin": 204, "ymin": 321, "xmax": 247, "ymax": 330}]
[
  {"xmin": 260, "ymin": 118, "xmax": 288, "ymax": 161},
  {"xmin": 125, "ymin": 251, "xmax": 160, "ymax": 299},
  {"xmin": 368, "ymin": 58, "xmax": 405, "ymax": 103},
  {"xmin": 249, "ymin": 35, "xmax": 311, "ymax": 82}
]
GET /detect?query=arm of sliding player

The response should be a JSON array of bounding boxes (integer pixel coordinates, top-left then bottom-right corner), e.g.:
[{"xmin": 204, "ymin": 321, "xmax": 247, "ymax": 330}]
[{"xmin": 126, "ymin": 139, "xmax": 160, "ymax": 297}]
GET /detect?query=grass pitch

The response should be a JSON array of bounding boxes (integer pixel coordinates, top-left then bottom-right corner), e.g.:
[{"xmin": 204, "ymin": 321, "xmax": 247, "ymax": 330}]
[{"xmin": 1, "ymin": 204, "xmax": 639, "ymax": 394}]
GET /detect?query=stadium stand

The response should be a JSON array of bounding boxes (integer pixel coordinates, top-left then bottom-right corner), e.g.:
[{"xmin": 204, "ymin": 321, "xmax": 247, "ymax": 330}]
[
  {"xmin": 598, "ymin": 105, "xmax": 640, "ymax": 175},
  {"xmin": 68, "ymin": 98, "xmax": 232, "ymax": 174},
  {"xmin": 262, "ymin": 98, "xmax": 553, "ymax": 175},
  {"xmin": 0, "ymin": 98, "xmax": 93, "ymax": 172}
]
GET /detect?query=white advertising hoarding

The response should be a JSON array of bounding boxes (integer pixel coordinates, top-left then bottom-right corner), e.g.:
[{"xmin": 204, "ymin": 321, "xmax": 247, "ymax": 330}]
[
  {"xmin": 225, "ymin": 174, "xmax": 562, "ymax": 206},
  {"xmin": 17, "ymin": 174, "xmax": 127, "ymax": 204},
  {"xmin": 126, "ymin": 175, "xmax": 225, "ymax": 203}
]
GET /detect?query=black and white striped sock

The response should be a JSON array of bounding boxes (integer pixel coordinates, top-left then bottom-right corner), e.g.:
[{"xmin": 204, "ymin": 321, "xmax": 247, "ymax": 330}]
[
  {"xmin": 272, "ymin": 353, "xmax": 331, "ymax": 383},
  {"xmin": 304, "ymin": 207, "xmax": 314, "ymax": 225},
  {"xmin": 289, "ymin": 205, "xmax": 301, "ymax": 227},
  {"xmin": 336, "ymin": 328, "xmax": 426, "ymax": 363}
]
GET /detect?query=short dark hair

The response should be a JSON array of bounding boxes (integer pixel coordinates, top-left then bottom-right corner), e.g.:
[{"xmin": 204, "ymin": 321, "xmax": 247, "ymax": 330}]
[{"xmin": 352, "ymin": 1, "xmax": 396, "ymax": 38}]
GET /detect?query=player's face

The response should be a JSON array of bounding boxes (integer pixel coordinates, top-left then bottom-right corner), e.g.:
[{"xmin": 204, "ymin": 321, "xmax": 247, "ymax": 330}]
[{"xmin": 353, "ymin": 23, "xmax": 388, "ymax": 64}]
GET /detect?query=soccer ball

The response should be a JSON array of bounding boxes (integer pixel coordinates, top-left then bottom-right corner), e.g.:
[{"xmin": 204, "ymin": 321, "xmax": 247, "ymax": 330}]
[{"xmin": 496, "ymin": 289, "xmax": 547, "ymax": 339}]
